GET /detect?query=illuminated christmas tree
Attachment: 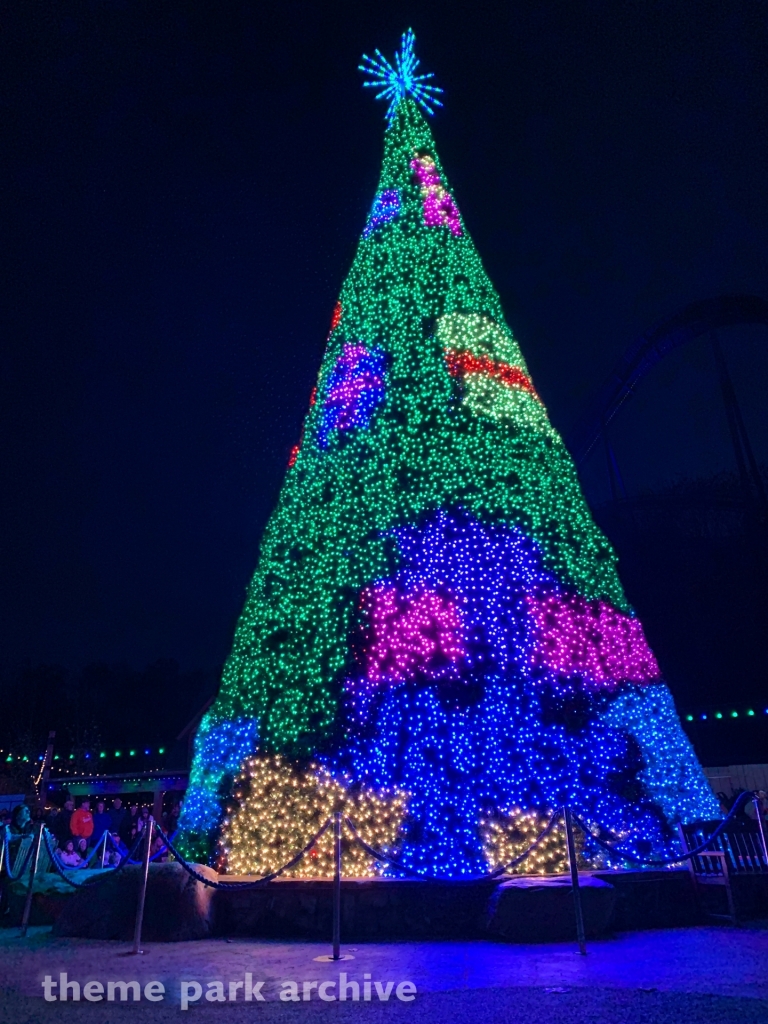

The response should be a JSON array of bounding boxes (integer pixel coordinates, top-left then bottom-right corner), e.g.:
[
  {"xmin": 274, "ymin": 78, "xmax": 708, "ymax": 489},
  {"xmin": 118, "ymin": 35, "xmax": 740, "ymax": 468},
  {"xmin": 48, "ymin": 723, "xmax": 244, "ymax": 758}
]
[{"xmin": 179, "ymin": 31, "xmax": 718, "ymax": 875}]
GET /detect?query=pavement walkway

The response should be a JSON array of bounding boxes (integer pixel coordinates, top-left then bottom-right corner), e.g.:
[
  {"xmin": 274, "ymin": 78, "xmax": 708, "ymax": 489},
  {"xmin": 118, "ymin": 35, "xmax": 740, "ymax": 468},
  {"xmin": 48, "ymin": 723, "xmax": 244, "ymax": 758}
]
[{"xmin": 1, "ymin": 925, "xmax": 767, "ymax": 1023}]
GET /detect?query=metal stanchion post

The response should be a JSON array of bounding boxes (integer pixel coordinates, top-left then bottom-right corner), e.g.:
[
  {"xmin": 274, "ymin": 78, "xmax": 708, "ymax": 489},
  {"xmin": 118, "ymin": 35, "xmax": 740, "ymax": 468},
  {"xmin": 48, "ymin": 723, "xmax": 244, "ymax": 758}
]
[
  {"xmin": 314, "ymin": 813, "xmax": 353, "ymax": 963},
  {"xmin": 130, "ymin": 818, "xmax": 153, "ymax": 955},
  {"xmin": 19, "ymin": 823, "xmax": 45, "ymax": 937},
  {"xmin": 100, "ymin": 830, "xmax": 108, "ymax": 869},
  {"xmin": 333, "ymin": 810, "xmax": 343, "ymax": 959},
  {"xmin": 753, "ymin": 795, "xmax": 768, "ymax": 866},
  {"xmin": 0, "ymin": 828, "xmax": 6, "ymax": 877},
  {"xmin": 564, "ymin": 806, "xmax": 587, "ymax": 956}
]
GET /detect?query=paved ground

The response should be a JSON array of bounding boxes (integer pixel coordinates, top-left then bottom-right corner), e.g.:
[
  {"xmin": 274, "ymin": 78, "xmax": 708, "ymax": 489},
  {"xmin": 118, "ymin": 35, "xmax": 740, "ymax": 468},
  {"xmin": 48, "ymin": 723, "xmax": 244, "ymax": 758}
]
[{"xmin": 1, "ymin": 925, "xmax": 767, "ymax": 1023}]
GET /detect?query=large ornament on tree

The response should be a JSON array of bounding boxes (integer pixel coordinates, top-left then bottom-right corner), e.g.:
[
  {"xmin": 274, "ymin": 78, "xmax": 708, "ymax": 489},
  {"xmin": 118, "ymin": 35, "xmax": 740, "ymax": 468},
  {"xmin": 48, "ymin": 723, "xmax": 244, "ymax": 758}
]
[{"xmin": 179, "ymin": 30, "xmax": 718, "ymax": 875}]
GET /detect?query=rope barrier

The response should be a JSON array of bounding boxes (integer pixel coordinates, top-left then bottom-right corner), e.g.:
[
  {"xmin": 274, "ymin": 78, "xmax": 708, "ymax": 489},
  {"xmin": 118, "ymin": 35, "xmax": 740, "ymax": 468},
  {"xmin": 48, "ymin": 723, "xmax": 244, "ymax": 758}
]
[
  {"xmin": 152, "ymin": 813, "xmax": 562, "ymax": 886},
  {"xmin": 572, "ymin": 791, "xmax": 755, "ymax": 868},
  {"xmin": 41, "ymin": 831, "xmax": 99, "ymax": 889},
  {"xmin": 41, "ymin": 829, "xmax": 146, "ymax": 889},
  {"xmin": 151, "ymin": 819, "xmax": 334, "ymax": 890},
  {"xmin": 147, "ymin": 808, "xmax": 566, "ymax": 885},
  {"xmin": 111, "ymin": 828, "xmax": 177, "ymax": 865},
  {"xmin": 14, "ymin": 788, "xmax": 762, "ymax": 964},
  {"xmin": 489, "ymin": 809, "xmax": 564, "ymax": 878},
  {"xmin": 16, "ymin": 791, "xmax": 759, "ymax": 896},
  {"xmin": 343, "ymin": 809, "xmax": 563, "ymax": 879},
  {"xmin": 342, "ymin": 818, "xmax": 422, "ymax": 876},
  {"xmin": 75, "ymin": 830, "xmax": 111, "ymax": 870}
]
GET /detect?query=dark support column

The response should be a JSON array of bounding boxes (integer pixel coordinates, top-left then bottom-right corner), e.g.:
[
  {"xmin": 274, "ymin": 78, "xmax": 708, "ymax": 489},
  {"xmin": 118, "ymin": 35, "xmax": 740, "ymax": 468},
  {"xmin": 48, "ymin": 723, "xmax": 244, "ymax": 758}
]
[
  {"xmin": 38, "ymin": 731, "xmax": 56, "ymax": 810},
  {"xmin": 152, "ymin": 790, "xmax": 164, "ymax": 825}
]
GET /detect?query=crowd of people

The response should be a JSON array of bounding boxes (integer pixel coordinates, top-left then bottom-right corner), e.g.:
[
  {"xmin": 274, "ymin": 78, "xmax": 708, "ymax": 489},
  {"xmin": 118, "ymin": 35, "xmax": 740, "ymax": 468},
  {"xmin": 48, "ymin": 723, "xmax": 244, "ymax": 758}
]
[{"xmin": 1, "ymin": 796, "xmax": 182, "ymax": 870}]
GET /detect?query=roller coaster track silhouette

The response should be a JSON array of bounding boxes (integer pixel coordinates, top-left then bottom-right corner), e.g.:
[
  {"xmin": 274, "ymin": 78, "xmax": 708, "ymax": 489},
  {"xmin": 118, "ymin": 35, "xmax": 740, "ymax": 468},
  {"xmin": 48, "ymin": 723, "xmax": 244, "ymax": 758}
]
[{"xmin": 567, "ymin": 295, "xmax": 768, "ymax": 519}]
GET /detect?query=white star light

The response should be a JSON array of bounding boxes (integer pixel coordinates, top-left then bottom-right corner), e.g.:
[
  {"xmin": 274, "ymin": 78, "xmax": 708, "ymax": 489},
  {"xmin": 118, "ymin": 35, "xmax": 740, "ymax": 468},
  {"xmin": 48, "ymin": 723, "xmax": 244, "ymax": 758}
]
[{"xmin": 359, "ymin": 28, "xmax": 444, "ymax": 123}]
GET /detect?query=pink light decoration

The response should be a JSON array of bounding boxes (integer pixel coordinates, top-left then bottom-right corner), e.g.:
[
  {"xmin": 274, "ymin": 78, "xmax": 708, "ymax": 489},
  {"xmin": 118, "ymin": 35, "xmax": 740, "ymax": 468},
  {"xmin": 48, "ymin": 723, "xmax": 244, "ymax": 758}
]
[
  {"xmin": 527, "ymin": 593, "xmax": 661, "ymax": 688},
  {"xmin": 410, "ymin": 153, "xmax": 462, "ymax": 236},
  {"xmin": 362, "ymin": 582, "xmax": 466, "ymax": 683}
]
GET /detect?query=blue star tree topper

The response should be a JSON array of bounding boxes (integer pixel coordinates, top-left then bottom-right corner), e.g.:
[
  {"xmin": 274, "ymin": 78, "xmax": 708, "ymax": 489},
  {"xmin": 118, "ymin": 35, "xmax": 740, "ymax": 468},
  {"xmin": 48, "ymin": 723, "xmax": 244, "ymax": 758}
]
[{"xmin": 359, "ymin": 28, "xmax": 444, "ymax": 122}]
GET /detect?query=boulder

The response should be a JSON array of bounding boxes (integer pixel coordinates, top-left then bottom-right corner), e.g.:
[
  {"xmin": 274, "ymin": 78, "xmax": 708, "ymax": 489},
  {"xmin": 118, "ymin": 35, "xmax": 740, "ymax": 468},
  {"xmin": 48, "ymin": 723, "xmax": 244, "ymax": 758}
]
[
  {"xmin": 484, "ymin": 874, "xmax": 616, "ymax": 942},
  {"xmin": 53, "ymin": 862, "xmax": 218, "ymax": 941},
  {"xmin": 217, "ymin": 877, "xmax": 498, "ymax": 939},
  {"xmin": 2, "ymin": 872, "xmax": 91, "ymax": 927}
]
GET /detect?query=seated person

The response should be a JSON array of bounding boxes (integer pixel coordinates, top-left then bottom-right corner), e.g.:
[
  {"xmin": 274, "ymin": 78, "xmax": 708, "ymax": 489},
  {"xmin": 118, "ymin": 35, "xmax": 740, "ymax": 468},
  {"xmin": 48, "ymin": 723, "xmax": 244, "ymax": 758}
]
[
  {"xmin": 57, "ymin": 840, "xmax": 83, "ymax": 868},
  {"xmin": 151, "ymin": 834, "xmax": 168, "ymax": 862}
]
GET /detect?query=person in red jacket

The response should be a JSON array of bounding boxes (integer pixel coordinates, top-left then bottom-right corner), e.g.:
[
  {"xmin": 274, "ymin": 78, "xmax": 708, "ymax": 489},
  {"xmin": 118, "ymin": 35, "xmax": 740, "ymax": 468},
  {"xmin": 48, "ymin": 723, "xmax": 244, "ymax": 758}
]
[{"xmin": 69, "ymin": 798, "xmax": 94, "ymax": 848}]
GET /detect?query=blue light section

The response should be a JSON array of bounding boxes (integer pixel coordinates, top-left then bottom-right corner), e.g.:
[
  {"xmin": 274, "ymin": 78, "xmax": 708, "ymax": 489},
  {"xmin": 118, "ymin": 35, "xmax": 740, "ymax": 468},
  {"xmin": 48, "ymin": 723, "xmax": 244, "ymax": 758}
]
[
  {"xmin": 394, "ymin": 509, "xmax": 556, "ymax": 677},
  {"xmin": 334, "ymin": 510, "xmax": 720, "ymax": 877},
  {"xmin": 339, "ymin": 680, "xmax": 691, "ymax": 876},
  {"xmin": 363, "ymin": 190, "xmax": 401, "ymax": 238},
  {"xmin": 359, "ymin": 28, "xmax": 444, "ymax": 123},
  {"xmin": 319, "ymin": 344, "xmax": 387, "ymax": 448},
  {"xmin": 602, "ymin": 686, "xmax": 721, "ymax": 825},
  {"xmin": 177, "ymin": 714, "xmax": 258, "ymax": 861}
]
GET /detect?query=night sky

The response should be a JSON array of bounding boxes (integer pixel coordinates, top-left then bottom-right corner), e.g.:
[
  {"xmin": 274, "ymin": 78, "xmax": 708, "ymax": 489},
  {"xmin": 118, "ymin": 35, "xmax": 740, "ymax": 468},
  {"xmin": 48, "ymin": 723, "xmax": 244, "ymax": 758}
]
[{"xmin": 2, "ymin": 2, "xmax": 767, "ymax": 690}]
